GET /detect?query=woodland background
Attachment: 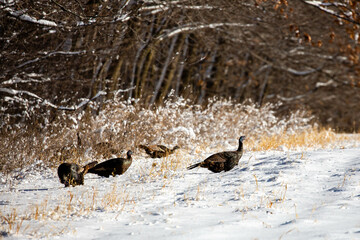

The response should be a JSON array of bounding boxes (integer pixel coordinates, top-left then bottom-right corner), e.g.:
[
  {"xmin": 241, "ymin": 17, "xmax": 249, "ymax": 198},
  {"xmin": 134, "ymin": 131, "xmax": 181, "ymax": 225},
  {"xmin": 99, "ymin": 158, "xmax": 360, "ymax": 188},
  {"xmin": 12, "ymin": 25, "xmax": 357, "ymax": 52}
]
[{"xmin": 1, "ymin": 0, "xmax": 360, "ymax": 132}]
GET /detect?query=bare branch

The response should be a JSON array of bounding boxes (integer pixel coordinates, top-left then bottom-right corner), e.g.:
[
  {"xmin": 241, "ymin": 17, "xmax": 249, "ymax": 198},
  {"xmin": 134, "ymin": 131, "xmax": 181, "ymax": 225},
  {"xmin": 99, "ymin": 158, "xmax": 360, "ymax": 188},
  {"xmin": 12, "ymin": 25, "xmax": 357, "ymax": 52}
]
[
  {"xmin": 16, "ymin": 51, "xmax": 86, "ymax": 69},
  {"xmin": 0, "ymin": 88, "xmax": 58, "ymax": 108},
  {"xmin": 1, "ymin": 87, "xmax": 131, "ymax": 112},
  {"xmin": 157, "ymin": 23, "xmax": 255, "ymax": 41},
  {"xmin": 283, "ymin": 66, "xmax": 321, "ymax": 76},
  {"xmin": 3, "ymin": 6, "xmax": 58, "ymax": 27},
  {"xmin": 113, "ymin": 86, "xmax": 136, "ymax": 98},
  {"xmin": 301, "ymin": 0, "xmax": 360, "ymax": 25},
  {"xmin": 50, "ymin": 0, "xmax": 84, "ymax": 20},
  {"xmin": 276, "ymin": 80, "xmax": 337, "ymax": 102}
]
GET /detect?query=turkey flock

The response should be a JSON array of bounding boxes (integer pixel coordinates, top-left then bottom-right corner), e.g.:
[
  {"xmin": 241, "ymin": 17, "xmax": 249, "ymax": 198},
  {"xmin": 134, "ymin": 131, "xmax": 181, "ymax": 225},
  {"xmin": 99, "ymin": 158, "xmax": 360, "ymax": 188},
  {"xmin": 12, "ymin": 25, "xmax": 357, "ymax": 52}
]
[{"xmin": 58, "ymin": 136, "xmax": 246, "ymax": 187}]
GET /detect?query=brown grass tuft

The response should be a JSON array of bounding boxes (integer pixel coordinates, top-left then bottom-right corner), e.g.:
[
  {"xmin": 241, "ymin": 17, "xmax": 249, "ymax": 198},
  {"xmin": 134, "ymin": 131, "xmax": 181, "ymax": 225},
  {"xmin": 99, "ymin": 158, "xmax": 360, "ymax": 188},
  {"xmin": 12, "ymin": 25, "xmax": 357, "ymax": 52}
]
[{"xmin": 251, "ymin": 128, "xmax": 358, "ymax": 151}]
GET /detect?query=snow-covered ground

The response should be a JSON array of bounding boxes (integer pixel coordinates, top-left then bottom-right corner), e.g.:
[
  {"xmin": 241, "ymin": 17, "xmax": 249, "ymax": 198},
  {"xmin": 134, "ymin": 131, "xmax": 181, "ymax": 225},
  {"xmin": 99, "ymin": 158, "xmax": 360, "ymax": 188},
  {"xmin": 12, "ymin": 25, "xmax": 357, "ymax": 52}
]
[{"xmin": 1, "ymin": 143, "xmax": 360, "ymax": 239}]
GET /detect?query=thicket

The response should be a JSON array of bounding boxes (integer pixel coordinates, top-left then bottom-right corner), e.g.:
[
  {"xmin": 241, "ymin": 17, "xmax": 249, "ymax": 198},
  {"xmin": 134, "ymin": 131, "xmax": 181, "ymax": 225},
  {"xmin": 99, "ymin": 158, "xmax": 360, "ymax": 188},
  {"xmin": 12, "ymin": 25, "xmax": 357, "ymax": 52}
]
[{"xmin": 1, "ymin": 0, "xmax": 360, "ymax": 132}]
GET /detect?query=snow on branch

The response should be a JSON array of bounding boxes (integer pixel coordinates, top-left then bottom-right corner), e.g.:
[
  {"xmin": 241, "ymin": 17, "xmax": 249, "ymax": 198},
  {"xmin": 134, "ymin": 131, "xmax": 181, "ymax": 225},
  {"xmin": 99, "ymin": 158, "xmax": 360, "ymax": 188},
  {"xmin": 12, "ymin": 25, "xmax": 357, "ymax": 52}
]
[
  {"xmin": 1, "ymin": 74, "xmax": 51, "ymax": 85},
  {"xmin": 140, "ymin": 4, "xmax": 215, "ymax": 14},
  {"xmin": 277, "ymin": 93, "xmax": 308, "ymax": 102},
  {"xmin": 0, "ymin": 87, "xmax": 58, "ymax": 108},
  {"xmin": 0, "ymin": 87, "xmax": 134, "ymax": 111},
  {"xmin": 113, "ymin": 86, "xmax": 136, "ymax": 98},
  {"xmin": 17, "ymin": 51, "xmax": 86, "ymax": 69},
  {"xmin": 303, "ymin": 0, "xmax": 360, "ymax": 25},
  {"xmin": 315, "ymin": 79, "xmax": 336, "ymax": 88},
  {"xmin": 282, "ymin": 66, "xmax": 321, "ymax": 76},
  {"xmin": 250, "ymin": 50, "xmax": 322, "ymax": 76},
  {"xmin": 276, "ymin": 80, "xmax": 336, "ymax": 102},
  {"xmin": 157, "ymin": 22, "xmax": 254, "ymax": 41},
  {"xmin": 3, "ymin": 5, "xmax": 58, "ymax": 27},
  {"xmin": 57, "ymin": 91, "xmax": 107, "ymax": 111}
]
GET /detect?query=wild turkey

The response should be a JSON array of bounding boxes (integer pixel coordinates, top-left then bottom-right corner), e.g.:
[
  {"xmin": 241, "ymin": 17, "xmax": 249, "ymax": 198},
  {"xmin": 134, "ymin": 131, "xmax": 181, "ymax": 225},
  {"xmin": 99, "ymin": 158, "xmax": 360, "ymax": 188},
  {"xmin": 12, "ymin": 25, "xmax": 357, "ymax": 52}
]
[
  {"xmin": 88, "ymin": 150, "xmax": 133, "ymax": 178},
  {"xmin": 187, "ymin": 136, "xmax": 246, "ymax": 173},
  {"xmin": 139, "ymin": 144, "xmax": 180, "ymax": 158},
  {"xmin": 57, "ymin": 161, "xmax": 98, "ymax": 187}
]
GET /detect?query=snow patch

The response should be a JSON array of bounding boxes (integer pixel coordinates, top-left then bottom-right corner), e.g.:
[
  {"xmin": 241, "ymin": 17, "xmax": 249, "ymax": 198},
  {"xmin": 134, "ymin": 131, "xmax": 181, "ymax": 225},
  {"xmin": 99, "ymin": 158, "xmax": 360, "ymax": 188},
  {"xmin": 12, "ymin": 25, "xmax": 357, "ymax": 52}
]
[
  {"xmin": 1, "ymin": 147, "xmax": 360, "ymax": 239},
  {"xmin": 165, "ymin": 126, "xmax": 196, "ymax": 139}
]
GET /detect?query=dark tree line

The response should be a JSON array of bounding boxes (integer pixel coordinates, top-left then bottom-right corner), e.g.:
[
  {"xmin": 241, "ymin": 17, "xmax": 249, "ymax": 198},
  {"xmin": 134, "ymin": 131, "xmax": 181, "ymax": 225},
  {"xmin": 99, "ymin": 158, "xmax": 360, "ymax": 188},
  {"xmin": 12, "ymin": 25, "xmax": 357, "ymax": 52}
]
[{"xmin": 1, "ymin": 0, "xmax": 359, "ymax": 131}]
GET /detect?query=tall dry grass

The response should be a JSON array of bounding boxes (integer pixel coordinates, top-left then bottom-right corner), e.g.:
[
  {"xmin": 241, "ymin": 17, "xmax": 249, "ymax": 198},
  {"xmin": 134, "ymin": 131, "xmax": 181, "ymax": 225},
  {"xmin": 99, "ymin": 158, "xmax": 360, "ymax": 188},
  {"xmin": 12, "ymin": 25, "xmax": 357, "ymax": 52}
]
[
  {"xmin": 0, "ymin": 185, "xmax": 135, "ymax": 237},
  {"xmin": 251, "ymin": 128, "xmax": 357, "ymax": 151},
  {"xmin": 0, "ymin": 96, "xmax": 357, "ymax": 174}
]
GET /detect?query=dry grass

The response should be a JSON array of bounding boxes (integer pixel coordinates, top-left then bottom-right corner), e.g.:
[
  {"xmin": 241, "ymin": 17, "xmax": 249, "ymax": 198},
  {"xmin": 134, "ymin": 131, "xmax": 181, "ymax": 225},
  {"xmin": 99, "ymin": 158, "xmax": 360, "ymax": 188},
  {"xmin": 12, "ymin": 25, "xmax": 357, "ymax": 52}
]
[
  {"xmin": 0, "ymin": 98, "xmax": 315, "ymax": 173},
  {"xmin": 250, "ymin": 128, "xmax": 360, "ymax": 151},
  {"xmin": 1, "ymin": 97, "xmax": 358, "ymax": 177},
  {"xmin": 0, "ymin": 184, "xmax": 138, "ymax": 237},
  {"xmin": 264, "ymin": 183, "xmax": 288, "ymax": 209},
  {"xmin": 0, "ymin": 209, "xmax": 25, "ymax": 236}
]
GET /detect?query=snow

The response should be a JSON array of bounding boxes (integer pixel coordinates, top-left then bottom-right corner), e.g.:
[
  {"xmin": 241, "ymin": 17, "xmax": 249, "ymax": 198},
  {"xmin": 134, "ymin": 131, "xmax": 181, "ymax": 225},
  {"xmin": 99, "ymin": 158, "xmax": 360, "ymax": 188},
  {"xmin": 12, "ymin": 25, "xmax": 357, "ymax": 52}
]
[
  {"xmin": 1, "ymin": 142, "xmax": 360, "ymax": 239},
  {"xmin": 0, "ymin": 88, "xmax": 58, "ymax": 109},
  {"xmin": 157, "ymin": 23, "xmax": 255, "ymax": 41},
  {"xmin": 3, "ymin": 8, "xmax": 57, "ymax": 27},
  {"xmin": 165, "ymin": 127, "xmax": 196, "ymax": 140}
]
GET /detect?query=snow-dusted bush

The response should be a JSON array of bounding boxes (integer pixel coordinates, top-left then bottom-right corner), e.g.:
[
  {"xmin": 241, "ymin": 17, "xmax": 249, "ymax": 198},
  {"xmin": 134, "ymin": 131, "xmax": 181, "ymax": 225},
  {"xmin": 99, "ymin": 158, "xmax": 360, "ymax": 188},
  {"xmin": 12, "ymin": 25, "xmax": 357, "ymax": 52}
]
[{"xmin": 0, "ymin": 97, "xmax": 314, "ymax": 173}]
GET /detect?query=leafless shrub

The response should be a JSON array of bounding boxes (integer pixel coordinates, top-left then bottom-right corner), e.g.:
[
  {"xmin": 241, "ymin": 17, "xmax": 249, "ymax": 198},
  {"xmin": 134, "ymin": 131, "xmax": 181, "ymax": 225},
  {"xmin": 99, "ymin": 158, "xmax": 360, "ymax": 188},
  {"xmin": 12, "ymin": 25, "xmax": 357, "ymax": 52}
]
[
  {"xmin": 0, "ymin": 96, "xmax": 314, "ymax": 173},
  {"xmin": 0, "ymin": 0, "xmax": 359, "ymax": 132}
]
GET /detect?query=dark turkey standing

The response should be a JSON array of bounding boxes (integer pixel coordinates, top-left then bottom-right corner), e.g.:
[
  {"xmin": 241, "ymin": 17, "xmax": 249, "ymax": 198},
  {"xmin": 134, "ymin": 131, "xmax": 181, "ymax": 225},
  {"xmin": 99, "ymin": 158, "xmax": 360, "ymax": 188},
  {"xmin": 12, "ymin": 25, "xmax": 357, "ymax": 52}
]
[
  {"xmin": 139, "ymin": 144, "xmax": 180, "ymax": 158},
  {"xmin": 88, "ymin": 150, "xmax": 133, "ymax": 178},
  {"xmin": 57, "ymin": 161, "xmax": 98, "ymax": 187},
  {"xmin": 187, "ymin": 136, "xmax": 246, "ymax": 173}
]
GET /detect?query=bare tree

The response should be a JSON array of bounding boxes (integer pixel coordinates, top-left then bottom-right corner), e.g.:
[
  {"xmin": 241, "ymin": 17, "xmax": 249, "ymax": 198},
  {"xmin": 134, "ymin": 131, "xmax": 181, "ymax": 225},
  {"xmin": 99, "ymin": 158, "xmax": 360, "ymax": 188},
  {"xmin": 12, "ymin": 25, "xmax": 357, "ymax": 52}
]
[{"xmin": 1, "ymin": 0, "xmax": 359, "ymax": 131}]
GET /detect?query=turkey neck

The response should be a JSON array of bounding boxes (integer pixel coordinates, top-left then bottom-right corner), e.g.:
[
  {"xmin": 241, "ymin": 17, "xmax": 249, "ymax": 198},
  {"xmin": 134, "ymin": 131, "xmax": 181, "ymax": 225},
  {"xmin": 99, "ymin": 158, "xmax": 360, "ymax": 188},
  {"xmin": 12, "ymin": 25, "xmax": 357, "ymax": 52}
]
[{"xmin": 237, "ymin": 140, "xmax": 243, "ymax": 152}]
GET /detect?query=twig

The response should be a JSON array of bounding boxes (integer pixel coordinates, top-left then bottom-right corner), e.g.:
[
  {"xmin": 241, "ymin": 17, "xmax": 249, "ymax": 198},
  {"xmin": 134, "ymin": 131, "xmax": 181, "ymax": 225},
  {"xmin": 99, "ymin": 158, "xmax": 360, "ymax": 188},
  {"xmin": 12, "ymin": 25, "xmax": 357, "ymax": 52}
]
[
  {"xmin": 50, "ymin": 0, "xmax": 84, "ymax": 20},
  {"xmin": 16, "ymin": 51, "xmax": 86, "ymax": 69},
  {"xmin": 156, "ymin": 22, "xmax": 254, "ymax": 41},
  {"xmin": 0, "ymin": 87, "xmax": 132, "ymax": 112},
  {"xmin": 3, "ymin": 5, "xmax": 58, "ymax": 27},
  {"xmin": 301, "ymin": 0, "xmax": 360, "ymax": 26}
]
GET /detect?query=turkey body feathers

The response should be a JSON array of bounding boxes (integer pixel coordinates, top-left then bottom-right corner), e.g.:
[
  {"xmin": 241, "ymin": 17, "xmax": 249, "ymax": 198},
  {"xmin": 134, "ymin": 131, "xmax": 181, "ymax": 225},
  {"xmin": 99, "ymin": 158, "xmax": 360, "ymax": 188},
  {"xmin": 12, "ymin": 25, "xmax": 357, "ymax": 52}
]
[
  {"xmin": 139, "ymin": 145, "xmax": 179, "ymax": 158},
  {"xmin": 187, "ymin": 136, "xmax": 245, "ymax": 173},
  {"xmin": 57, "ymin": 161, "xmax": 97, "ymax": 187},
  {"xmin": 88, "ymin": 150, "xmax": 133, "ymax": 178}
]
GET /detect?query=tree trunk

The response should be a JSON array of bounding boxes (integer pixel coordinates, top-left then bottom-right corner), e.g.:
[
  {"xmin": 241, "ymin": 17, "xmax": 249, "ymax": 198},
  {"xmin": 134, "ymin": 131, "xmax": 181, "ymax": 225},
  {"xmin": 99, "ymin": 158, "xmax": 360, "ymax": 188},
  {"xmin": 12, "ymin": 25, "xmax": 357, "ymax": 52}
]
[{"xmin": 149, "ymin": 34, "xmax": 179, "ymax": 105}]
